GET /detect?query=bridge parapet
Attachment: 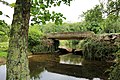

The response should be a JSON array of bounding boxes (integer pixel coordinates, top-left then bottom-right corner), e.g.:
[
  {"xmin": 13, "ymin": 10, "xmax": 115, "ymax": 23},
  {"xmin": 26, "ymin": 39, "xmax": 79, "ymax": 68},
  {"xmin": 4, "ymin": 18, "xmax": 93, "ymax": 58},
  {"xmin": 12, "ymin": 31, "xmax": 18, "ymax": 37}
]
[{"xmin": 46, "ymin": 31, "xmax": 95, "ymax": 40}]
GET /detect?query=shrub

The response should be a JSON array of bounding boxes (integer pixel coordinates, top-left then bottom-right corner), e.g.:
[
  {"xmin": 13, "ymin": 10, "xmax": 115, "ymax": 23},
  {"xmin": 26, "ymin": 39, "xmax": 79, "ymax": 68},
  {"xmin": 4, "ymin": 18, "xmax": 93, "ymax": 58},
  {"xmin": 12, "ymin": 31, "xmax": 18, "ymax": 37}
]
[
  {"xmin": 82, "ymin": 39, "xmax": 118, "ymax": 60},
  {"xmin": 0, "ymin": 35, "xmax": 9, "ymax": 42},
  {"xmin": 31, "ymin": 39, "xmax": 58, "ymax": 53},
  {"xmin": 28, "ymin": 25, "xmax": 44, "ymax": 51},
  {"xmin": 0, "ymin": 51, "xmax": 7, "ymax": 58}
]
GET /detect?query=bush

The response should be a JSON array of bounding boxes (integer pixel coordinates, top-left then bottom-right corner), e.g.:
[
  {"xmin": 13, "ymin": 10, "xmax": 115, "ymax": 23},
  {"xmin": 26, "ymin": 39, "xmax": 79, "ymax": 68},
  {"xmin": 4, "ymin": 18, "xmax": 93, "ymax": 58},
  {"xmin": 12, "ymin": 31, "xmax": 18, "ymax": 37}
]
[
  {"xmin": 28, "ymin": 24, "xmax": 60, "ymax": 53},
  {"xmin": 0, "ymin": 51, "xmax": 7, "ymax": 58},
  {"xmin": 28, "ymin": 25, "xmax": 44, "ymax": 51},
  {"xmin": 31, "ymin": 39, "xmax": 58, "ymax": 53},
  {"xmin": 0, "ymin": 42, "xmax": 8, "ymax": 51},
  {"xmin": 0, "ymin": 42, "xmax": 8, "ymax": 58},
  {"xmin": 82, "ymin": 39, "xmax": 118, "ymax": 60},
  {"xmin": 108, "ymin": 63, "xmax": 120, "ymax": 80},
  {"xmin": 0, "ymin": 35, "xmax": 9, "ymax": 42}
]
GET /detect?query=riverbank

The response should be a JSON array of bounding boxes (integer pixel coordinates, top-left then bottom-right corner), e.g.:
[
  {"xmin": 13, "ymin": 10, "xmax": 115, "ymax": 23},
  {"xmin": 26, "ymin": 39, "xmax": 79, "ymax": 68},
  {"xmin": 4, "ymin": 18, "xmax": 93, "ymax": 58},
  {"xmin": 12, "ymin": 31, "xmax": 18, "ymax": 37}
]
[
  {"xmin": 0, "ymin": 53, "xmax": 59, "ymax": 65},
  {"xmin": 0, "ymin": 57, "xmax": 6, "ymax": 65},
  {"xmin": 0, "ymin": 51, "xmax": 7, "ymax": 65}
]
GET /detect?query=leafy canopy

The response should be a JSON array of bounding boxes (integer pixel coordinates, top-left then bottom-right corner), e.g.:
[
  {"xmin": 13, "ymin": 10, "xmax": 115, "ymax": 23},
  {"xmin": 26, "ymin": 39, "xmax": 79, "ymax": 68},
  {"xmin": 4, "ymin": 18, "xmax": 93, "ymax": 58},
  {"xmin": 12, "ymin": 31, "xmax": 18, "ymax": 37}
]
[
  {"xmin": 31, "ymin": 0, "xmax": 73, "ymax": 25},
  {"xmin": 0, "ymin": 0, "xmax": 73, "ymax": 25}
]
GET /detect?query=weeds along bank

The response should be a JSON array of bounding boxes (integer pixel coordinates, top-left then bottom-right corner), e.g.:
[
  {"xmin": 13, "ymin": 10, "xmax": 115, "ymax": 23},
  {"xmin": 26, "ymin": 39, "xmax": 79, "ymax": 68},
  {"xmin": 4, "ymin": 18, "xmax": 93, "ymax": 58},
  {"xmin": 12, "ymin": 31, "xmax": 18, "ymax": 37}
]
[
  {"xmin": 81, "ymin": 39, "xmax": 118, "ymax": 61},
  {"xmin": 78, "ymin": 33, "xmax": 120, "ymax": 80},
  {"xmin": 29, "ymin": 38, "xmax": 59, "ymax": 54}
]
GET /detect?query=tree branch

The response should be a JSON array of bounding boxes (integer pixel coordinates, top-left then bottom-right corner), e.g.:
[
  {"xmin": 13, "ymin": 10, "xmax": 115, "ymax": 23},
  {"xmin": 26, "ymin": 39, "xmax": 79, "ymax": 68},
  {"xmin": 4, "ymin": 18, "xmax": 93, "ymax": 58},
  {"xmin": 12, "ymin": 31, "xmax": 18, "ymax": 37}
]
[{"xmin": 0, "ymin": 0, "xmax": 9, "ymax": 6}]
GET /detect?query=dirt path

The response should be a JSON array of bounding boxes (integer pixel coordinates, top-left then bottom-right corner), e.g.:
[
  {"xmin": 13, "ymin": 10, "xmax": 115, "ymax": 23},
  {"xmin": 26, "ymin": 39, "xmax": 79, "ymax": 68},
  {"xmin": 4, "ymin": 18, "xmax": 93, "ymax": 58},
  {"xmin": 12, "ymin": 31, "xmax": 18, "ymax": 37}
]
[{"xmin": 0, "ymin": 57, "xmax": 6, "ymax": 65}]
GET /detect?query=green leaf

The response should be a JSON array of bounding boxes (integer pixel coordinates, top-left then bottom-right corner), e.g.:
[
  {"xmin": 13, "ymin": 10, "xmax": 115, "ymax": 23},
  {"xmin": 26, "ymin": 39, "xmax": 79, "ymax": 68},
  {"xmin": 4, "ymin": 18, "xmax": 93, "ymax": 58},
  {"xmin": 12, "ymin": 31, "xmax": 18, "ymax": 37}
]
[
  {"xmin": 35, "ymin": 0, "xmax": 37, "ymax": 4},
  {"xmin": 54, "ymin": 4, "xmax": 56, "ymax": 7},
  {"xmin": 52, "ymin": 11, "xmax": 55, "ymax": 14},
  {"xmin": 10, "ymin": 3, "xmax": 15, "ymax": 8},
  {"xmin": 63, "ymin": 17, "xmax": 66, "ymax": 20},
  {"xmin": 5, "ymin": 15, "xmax": 10, "ymax": 18},
  {"xmin": 0, "ymin": 31, "xmax": 5, "ymax": 35},
  {"xmin": 0, "ymin": 11, "xmax": 3, "ymax": 15},
  {"xmin": 0, "ymin": 20, "xmax": 3, "ymax": 25},
  {"xmin": 57, "ymin": 1, "xmax": 61, "ymax": 6},
  {"xmin": 40, "ymin": 4, "xmax": 45, "ymax": 9}
]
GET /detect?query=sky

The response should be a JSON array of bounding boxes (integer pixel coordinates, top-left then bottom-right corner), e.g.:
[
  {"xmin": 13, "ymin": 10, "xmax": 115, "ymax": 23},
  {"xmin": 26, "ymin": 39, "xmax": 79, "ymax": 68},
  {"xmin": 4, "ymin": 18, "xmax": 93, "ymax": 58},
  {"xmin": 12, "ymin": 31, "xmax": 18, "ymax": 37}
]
[{"xmin": 0, "ymin": 0, "xmax": 100, "ymax": 24}]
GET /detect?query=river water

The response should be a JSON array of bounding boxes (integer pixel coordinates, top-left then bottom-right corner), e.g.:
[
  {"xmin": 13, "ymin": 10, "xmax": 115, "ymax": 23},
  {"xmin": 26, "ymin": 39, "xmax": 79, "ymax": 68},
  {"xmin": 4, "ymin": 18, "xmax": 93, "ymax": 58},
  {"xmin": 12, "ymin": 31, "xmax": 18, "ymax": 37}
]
[{"xmin": 0, "ymin": 53, "xmax": 113, "ymax": 80}]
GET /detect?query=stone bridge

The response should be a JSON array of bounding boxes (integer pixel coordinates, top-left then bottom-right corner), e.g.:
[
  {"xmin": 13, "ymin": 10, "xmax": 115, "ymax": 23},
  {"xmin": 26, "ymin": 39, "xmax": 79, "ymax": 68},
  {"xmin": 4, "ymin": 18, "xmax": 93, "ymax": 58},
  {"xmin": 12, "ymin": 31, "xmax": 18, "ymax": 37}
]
[
  {"xmin": 46, "ymin": 31, "xmax": 95, "ymax": 40},
  {"xmin": 46, "ymin": 31, "xmax": 120, "ymax": 41},
  {"xmin": 33, "ymin": 32, "xmax": 120, "ymax": 54}
]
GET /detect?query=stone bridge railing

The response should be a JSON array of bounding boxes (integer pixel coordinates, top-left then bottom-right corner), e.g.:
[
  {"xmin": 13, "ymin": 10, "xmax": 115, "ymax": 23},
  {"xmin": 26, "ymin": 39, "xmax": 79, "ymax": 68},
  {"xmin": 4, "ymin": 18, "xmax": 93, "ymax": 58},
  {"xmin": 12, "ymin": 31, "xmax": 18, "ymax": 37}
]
[
  {"xmin": 46, "ymin": 31, "xmax": 95, "ymax": 40},
  {"xmin": 46, "ymin": 32, "xmax": 120, "ymax": 42}
]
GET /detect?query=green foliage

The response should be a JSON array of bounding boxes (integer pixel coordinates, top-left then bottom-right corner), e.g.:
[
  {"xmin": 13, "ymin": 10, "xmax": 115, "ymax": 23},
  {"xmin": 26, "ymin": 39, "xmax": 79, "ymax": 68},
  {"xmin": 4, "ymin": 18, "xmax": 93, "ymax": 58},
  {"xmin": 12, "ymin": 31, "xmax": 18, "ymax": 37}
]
[
  {"xmin": 0, "ymin": 42, "xmax": 8, "ymax": 51},
  {"xmin": 40, "ymin": 22, "xmax": 83, "ymax": 34},
  {"xmin": 0, "ymin": 42, "xmax": 8, "ymax": 58},
  {"xmin": 106, "ymin": 0, "xmax": 120, "ymax": 16},
  {"xmin": 31, "ymin": 0, "xmax": 73, "ymax": 25},
  {"xmin": 31, "ymin": 38, "xmax": 58, "ymax": 53},
  {"xmin": 83, "ymin": 5, "xmax": 103, "ymax": 22},
  {"xmin": 0, "ymin": 20, "xmax": 10, "ymax": 42},
  {"xmin": 0, "ymin": 35, "xmax": 9, "ymax": 42},
  {"xmin": 0, "ymin": 11, "xmax": 2, "ymax": 15},
  {"xmin": 28, "ymin": 24, "xmax": 58, "ymax": 53},
  {"xmin": 0, "ymin": 0, "xmax": 9, "ymax": 6},
  {"xmin": 82, "ymin": 39, "xmax": 118, "ymax": 60},
  {"xmin": 77, "ymin": 40, "xmax": 86, "ymax": 49},
  {"xmin": 28, "ymin": 24, "xmax": 44, "ymax": 50},
  {"xmin": 71, "ymin": 40, "xmax": 79, "ymax": 49},
  {"xmin": 41, "ymin": 23, "xmax": 58, "ymax": 33},
  {"xmin": 59, "ymin": 40, "xmax": 79, "ymax": 49},
  {"xmin": 102, "ymin": 15, "xmax": 120, "ymax": 33},
  {"xmin": 82, "ymin": 5, "xmax": 103, "ymax": 33},
  {"xmin": 9, "ymin": 3, "xmax": 15, "ymax": 8},
  {"xmin": 0, "ymin": 51, "xmax": 7, "ymax": 58},
  {"xmin": 108, "ymin": 63, "xmax": 120, "ymax": 80},
  {"xmin": 61, "ymin": 22, "xmax": 83, "ymax": 32},
  {"xmin": 31, "ymin": 40, "xmax": 54, "ymax": 53},
  {"xmin": 0, "ymin": 20, "xmax": 10, "ymax": 35},
  {"xmin": 81, "ymin": 0, "xmax": 120, "ymax": 34}
]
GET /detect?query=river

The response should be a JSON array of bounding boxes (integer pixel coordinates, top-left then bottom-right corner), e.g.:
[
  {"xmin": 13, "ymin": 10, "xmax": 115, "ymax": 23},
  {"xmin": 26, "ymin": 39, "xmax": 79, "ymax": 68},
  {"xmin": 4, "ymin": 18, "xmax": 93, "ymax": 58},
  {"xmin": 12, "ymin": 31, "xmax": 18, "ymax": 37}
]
[{"xmin": 0, "ymin": 53, "xmax": 113, "ymax": 80}]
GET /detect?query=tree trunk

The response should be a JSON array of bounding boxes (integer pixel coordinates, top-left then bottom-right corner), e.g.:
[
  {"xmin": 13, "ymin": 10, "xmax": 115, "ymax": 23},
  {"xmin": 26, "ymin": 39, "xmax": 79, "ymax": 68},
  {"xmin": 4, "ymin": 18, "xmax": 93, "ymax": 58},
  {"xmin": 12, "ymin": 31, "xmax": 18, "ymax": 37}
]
[{"xmin": 7, "ymin": 0, "xmax": 30, "ymax": 80}]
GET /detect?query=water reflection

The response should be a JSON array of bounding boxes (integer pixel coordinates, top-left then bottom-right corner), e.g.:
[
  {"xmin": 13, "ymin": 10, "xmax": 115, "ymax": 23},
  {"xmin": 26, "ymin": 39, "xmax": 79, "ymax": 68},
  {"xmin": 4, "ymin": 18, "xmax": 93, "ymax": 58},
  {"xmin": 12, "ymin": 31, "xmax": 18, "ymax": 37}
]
[
  {"xmin": 0, "ymin": 54, "xmax": 113, "ymax": 80},
  {"xmin": 0, "ymin": 65, "xmax": 6, "ymax": 80},
  {"xmin": 60, "ymin": 54, "xmax": 83, "ymax": 65},
  {"xmin": 29, "ymin": 54, "xmax": 112, "ymax": 80},
  {"xmin": 31, "ymin": 70, "xmax": 89, "ymax": 80},
  {"xmin": 29, "ymin": 54, "xmax": 89, "ymax": 80}
]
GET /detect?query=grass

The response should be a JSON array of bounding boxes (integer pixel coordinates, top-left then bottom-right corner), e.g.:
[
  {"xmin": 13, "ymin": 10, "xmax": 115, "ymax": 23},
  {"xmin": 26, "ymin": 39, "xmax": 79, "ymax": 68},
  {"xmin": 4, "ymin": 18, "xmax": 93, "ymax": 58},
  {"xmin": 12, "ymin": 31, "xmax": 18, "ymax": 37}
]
[
  {"xmin": 0, "ymin": 42, "xmax": 8, "ymax": 50},
  {"xmin": 0, "ymin": 51, "xmax": 7, "ymax": 58},
  {"xmin": 0, "ymin": 42, "xmax": 8, "ymax": 58}
]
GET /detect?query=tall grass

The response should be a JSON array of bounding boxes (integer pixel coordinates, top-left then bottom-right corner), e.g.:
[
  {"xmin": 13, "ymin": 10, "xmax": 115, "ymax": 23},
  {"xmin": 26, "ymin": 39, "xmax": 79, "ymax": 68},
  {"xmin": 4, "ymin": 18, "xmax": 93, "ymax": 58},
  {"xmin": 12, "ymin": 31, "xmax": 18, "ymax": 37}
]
[{"xmin": 82, "ymin": 39, "xmax": 118, "ymax": 61}]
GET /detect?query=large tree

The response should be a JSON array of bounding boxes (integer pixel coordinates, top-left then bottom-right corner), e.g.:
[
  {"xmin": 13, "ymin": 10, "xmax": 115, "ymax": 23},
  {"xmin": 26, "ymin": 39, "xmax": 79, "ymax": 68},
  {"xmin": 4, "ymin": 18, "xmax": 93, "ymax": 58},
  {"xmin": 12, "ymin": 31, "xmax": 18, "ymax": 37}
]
[
  {"xmin": 7, "ymin": 0, "xmax": 31, "ymax": 79},
  {"xmin": 6, "ymin": 0, "xmax": 72, "ymax": 80}
]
